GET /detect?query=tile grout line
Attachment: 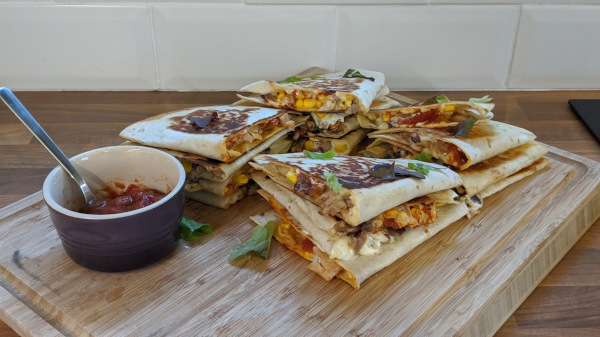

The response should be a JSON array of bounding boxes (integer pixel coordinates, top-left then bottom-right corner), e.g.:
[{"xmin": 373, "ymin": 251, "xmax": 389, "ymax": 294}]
[
  {"xmin": 148, "ymin": 4, "xmax": 161, "ymax": 91},
  {"xmin": 505, "ymin": 5, "xmax": 524, "ymax": 90}
]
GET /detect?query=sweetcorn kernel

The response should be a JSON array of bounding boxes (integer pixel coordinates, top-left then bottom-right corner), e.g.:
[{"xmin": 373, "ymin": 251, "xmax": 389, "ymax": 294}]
[
  {"xmin": 334, "ymin": 144, "xmax": 348, "ymax": 153},
  {"xmin": 277, "ymin": 91, "xmax": 285, "ymax": 99},
  {"xmin": 383, "ymin": 112, "xmax": 391, "ymax": 122},
  {"xmin": 317, "ymin": 94, "xmax": 328, "ymax": 103},
  {"xmin": 286, "ymin": 170, "xmax": 297, "ymax": 184},
  {"xmin": 280, "ymin": 222, "xmax": 290, "ymax": 230},
  {"xmin": 180, "ymin": 160, "xmax": 192, "ymax": 174},
  {"xmin": 304, "ymin": 140, "xmax": 315, "ymax": 151},
  {"xmin": 315, "ymin": 112, "xmax": 327, "ymax": 119},
  {"xmin": 295, "ymin": 92, "xmax": 305, "ymax": 100},
  {"xmin": 236, "ymin": 174, "xmax": 249, "ymax": 185},
  {"xmin": 444, "ymin": 104, "xmax": 455, "ymax": 112},
  {"xmin": 304, "ymin": 98, "xmax": 317, "ymax": 109},
  {"xmin": 411, "ymin": 208, "xmax": 422, "ymax": 218},
  {"xmin": 384, "ymin": 209, "xmax": 398, "ymax": 218},
  {"xmin": 296, "ymin": 99, "xmax": 305, "ymax": 109}
]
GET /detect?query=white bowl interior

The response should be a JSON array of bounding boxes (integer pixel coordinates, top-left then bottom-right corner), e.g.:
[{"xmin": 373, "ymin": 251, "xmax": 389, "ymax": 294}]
[{"xmin": 43, "ymin": 146, "xmax": 185, "ymax": 217}]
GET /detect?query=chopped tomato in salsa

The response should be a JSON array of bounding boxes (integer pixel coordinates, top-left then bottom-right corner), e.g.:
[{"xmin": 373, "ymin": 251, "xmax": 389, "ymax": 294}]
[{"xmin": 84, "ymin": 184, "xmax": 166, "ymax": 215}]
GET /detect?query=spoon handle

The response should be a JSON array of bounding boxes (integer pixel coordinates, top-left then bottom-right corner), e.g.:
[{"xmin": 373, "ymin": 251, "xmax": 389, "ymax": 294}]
[{"xmin": 0, "ymin": 87, "xmax": 96, "ymax": 204}]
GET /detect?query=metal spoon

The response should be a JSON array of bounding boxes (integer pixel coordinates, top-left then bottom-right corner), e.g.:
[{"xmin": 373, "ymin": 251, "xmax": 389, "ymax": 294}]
[{"xmin": 0, "ymin": 87, "xmax": 96, "ymax": 206}]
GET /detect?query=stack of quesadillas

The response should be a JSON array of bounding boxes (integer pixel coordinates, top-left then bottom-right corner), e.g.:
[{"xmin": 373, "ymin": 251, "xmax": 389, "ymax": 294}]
[
  {"xmin": 359, "ymin": 95, "xmax": 550, "ymax": 215},
  {"xmin": 119, "ymin": 105, "xmax": 304, "ymax": 208},
  {"xmin": 238, "ymin": 69, "xmax": 393, "ymax": 156},
  {"xmin": 249, "ymin": 153, "xmax": 469, "ymax": 289}
]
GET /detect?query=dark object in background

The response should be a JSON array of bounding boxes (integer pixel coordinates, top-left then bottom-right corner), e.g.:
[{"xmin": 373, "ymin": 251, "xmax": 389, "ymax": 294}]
[{"xmin": 569, "ymin": 99, "xmax": 600, "ymax": 144}]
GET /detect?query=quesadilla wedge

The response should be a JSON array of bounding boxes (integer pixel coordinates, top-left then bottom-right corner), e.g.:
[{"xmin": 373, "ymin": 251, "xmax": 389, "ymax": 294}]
[
  {"xmin": 185, "ymin": 188, "xmax": 246, "ymax": 209},
  {"xmin": 237, "ymin": 69, "xmax": 386, "ymax": 115},
  {"xmin": 456, "ymin": 142, "xmax": 549, "ymax": 196},
  {"xmin": 250, "ymin": 153, "xmax": 462, "ymax": 227},
  {"xmin": 252, "ymin": 175, "xmax": 468, "ymax": 289},
  {"xmin": 369, "ymin": 120, "xmax": 537, "ymax": 170},
  {"xmin": 358, "ymin": 98, "xmax": 494, "ymax": 130},
  {"xmin": 303, "ymin": 128, "xmax": 368, "ymax": 155},
  {"xmin": 479, "ymin": 157, "xmax": 550, "ymax": 199},
  {"xmin": 119, "ymin": 105, "xmax": 300, "ymax": 163}
]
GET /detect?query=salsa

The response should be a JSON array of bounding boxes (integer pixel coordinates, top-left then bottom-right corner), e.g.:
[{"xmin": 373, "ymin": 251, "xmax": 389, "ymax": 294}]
[{"xmin": 84, "ymin": 184, "xmax": 167, "ymax": 215}]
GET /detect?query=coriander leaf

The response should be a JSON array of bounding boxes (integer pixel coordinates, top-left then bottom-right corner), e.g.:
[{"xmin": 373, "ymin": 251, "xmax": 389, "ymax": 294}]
[
  {"xmin": 342, "ymin": 69, "xmax": 375, "ymax": 81},
  {"xmin": 229, "ymin": 220, "xmax": 278, "ymax": 262},
  {"xmin": 422, "ymin": 94, "xmax": 450, "ymax": 105},
  {"xmin": 324, "ymin": 172, "xmax": 344, "ymax": 193},
  {"xmin": 453, "ymin": 116, "xmax": 478, "ymax": 138},
  {"xmin": 180, "ymin": 217, "xmax": 213, "ymax": 240},
  {"xmin": 368, "ymin": 163, "xmax": 395, "ymax": 179},
  {"xmin": 408, "ymin": 162, "xmax": 440, "ymax": 176},
  {"xmin": 468, "ymin": 95, "xmax": 493, "ymax": 103},
  {"xmin": 278, "ymin": 75, "xmax": 322, "ymax": 84},
  {"xmin": 303, "ymin": 149, "xmax": 335, "ymax": 160},
  {"xmin": 414, "ymin": 152, "xmax": 433, "ymax": 163}
]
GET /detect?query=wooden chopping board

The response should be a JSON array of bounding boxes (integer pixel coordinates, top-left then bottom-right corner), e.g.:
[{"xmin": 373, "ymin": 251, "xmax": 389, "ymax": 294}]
[{"xmin": 0, "ymin": 145, "xmax": 599, "ymax": 337}]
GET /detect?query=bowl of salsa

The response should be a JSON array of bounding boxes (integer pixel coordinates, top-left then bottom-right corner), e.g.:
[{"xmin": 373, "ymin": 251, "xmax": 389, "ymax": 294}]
[{"xmin": 42, "ymin": 145, "xmax": 186, "ymax": 272}]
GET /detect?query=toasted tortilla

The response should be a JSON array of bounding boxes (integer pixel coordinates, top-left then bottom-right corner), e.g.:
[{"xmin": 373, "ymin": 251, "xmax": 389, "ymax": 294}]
[
  {"xmin": 369, "ymin": 120, "xmax": 537, "ymax": 170},
  {"xmin": 304, "ymin": 128, "xmax": 368, "ymax": 155},
  {"xmin": 119, "ymin": 105, "xmax": 298, "ymax": 163},
  {"xmin": 253, "ymin": 179, "xmax": 468, "ymax": 289},
  {"xmin": 237, "ymin": 69, "xmax": 386, "ymax": 115},
  {"xmin": 480, "ymin": 157, "xmax": 551, "ymax": 199},
  {"xmin": 185, "ymin": 188, "xmax": 246, "ymax": 209},
  {"xmin": 457, "ymin": 142, "xmax": 549, "ymax": 196},
  {"xmin": 250, "ymin": 153, "xmax": 462, "ymax": 227},
  {"xmin": 358, "ymin": 99, "xmax": 494, "ymax": 130}
]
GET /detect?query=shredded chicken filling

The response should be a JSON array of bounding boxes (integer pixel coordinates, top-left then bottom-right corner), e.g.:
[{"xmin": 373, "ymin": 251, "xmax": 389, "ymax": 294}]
[
  {"xmin": 227, "ymin": 115, "xmax": 292, "ymax": 156},
  {"xmin": 262, "ymin": 89, "xmax": 359, "ymax": 113}
]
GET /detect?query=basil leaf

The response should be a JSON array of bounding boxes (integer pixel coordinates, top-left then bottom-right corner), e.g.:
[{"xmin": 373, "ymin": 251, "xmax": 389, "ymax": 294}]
[
  {"xmin": 303, "ymin": 149, "xmax": 335, "ymax": 160},
  {"xmin": 189, "ymin": 111, "xmax": 217, "ymax": 129},
  {"xmin": 278, "ymin": 75, "xmax": 322, "ymax": 84},
  {"xmin": 342, "ymin": 69, "xmax": 375, "ymax": 81},
  {"xmin": 468, "ymin": 95, "xmax": 493, "ymax": 103},
  {"xmin": 453, "ymin": 116, "xmax": 478, "ymax": 138},
  {"xmin": 368, "ymin": 163, "xmax": 395, "ymax": 179},
  {"xmin": 180, "ymin": 217, "xmax": 213, "ymax": 240},
  {"xmin": 394, "ymin": 165, "xmax": 426, "ymax": 179},
  {"xmin": 229, "ymin": 220, "xmax": 278, "ymax": 262},
  {"xmin": 422, "ymin": 94, "xmax": 450, "ymax": 105},
  {"xmin": 407, "ymin": 162, "xmax": 440, "ymax": 176},
  {"xmin": 324, "ymin": 172, "xmax": 344, "ymax": 193},
  {"xmin": 414, "ymin": 152, "xmax": 433, "ymax": 163}
]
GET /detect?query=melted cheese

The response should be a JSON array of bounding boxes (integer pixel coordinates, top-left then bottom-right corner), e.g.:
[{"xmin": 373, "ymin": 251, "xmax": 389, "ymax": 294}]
[{"xmin": 310, "ymin": 112, "xmax": 346, "ymax": 129}]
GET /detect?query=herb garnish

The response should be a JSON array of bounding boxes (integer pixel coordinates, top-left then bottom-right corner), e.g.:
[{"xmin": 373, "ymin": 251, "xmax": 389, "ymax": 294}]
[
  {"xmin": 278, "ymin": 75, "xmax": 323, "ymax": 84},
  {"xmin": 368, "ymin": 162, "xmax": 425, "ymax": 180},
  {"xmin": 414, "ymin": 152, "xmax": 433, "ymax": 163},
  {"xmin": 452, "ymin": 116, "xmax": 478, "ymax": 138},
  {"xmin": 189, "ymin": 111, "xmax": 218, "ymax": 129},
  {"xmin": 342, "ymin": 69, "xmax": 375, "ymax": 81},
  {"xmin": 303, "ymin": 149, "xmax": 335, "ymax": 160},
  {"xmin": 407, "ymin": 162, "xmax": 440, "ymax": 176},
  {"xmin": 422, "ymin": 94, "xmax": 450, "ymax": 105},
  {"xmin": 180, "ymin": 217, "xmax": 213, "ymax": 240},
  {"xmin": 229, "ymin": 220, "xmax": 278, "ymax": 262},
  {"xmin": 468, "ymin": 95, "xmax": 493, "ymax": 103},
  {"xmin": 324, "ymin": 172, "xmax": 343, "ymax": 192}
]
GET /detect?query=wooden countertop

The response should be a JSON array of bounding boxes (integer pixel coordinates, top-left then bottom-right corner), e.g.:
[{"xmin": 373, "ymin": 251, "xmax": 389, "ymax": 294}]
[{"xmin": 0, "ymin": 91, "xmax": 598, "ymax": 336}]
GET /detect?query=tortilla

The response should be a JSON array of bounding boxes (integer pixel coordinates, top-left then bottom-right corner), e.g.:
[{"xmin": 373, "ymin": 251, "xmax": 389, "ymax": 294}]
[
  {"xmin": 237, "ymin": 69, "xmax": 386, "ymax": 115},
  {"xmin": 253, "ymin": 177, "xmax": 468, "ymax": 289},
  {"xmin": 185, "ymin": 188, "xmax": 246, "ymax": 209},
  {"xmin": 358, "ymin": 99, "xmax": 494, "ymax": 130},
  {"xmin": 119, "ymin": 105, "xmax": 299, "ymax": 163},
  {"xmin": 250, "ymin": 153, "xmax": 462, "ymax": 227},
  {"xmin": 369, "ymin": 120, "xmax": 537, "ymax": 170},
  {"xmin": 480, "ymin": 157, "xmax": 551, "ymax": 199},
  {"xmin": 456, "ymin": 142, "xmax": 549, "ymax": 196},
  {"xmin": 303, "ymin": 128, "xmax": 368, "ymax": 155}
]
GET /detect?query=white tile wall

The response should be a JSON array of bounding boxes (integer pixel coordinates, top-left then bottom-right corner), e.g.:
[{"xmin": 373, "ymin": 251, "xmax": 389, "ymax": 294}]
[
  {"xmin": 509, "ymin": 5, "xmax": 600, "ymax": 89},
  {"xmin": 152, "ymin": 4, "xmax": 336, "ymax": 90},
  {"xmin": 0, "ymin": 5, "xmax": 157, "ymax": 90},
  {"xmin": 0, "ymin": 2, "xmax": 598, "ymax": 90},
  {"xmin": 336, "ymin": 5, "xmax": 520, "ymax": 90}
]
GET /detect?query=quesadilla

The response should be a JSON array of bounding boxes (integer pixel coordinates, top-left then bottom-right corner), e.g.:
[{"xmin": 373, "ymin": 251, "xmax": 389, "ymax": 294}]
[
  {"xmin": 455, "ymin": 142, "xmax": 549, "ymax": 196},
  {"xmin": 237, "ymin": 69, "xmax": 386, "ymax": 115},
  {"xmin": 368, "ymin": 120, "xmax": 537, "ymax": 170},
  {"xmin": 252, "ymin": 174, "xmax": 468, "ymax": 288},
  {"xmin": 250, "ymin": 153, "xmax": 462, "ymax": 227},
  {"xmin": 119, "ymin": 105, "xmax": 299, "ymax": 163},
  {"xmin": 302, "ymin": 128, "xmax": 368, "ymax": 155},
  {"xmin": 479, "ymin": 157, "xmax": 550, "ymax": 199},
  {"xmin": 358, "ymin": 97, "xmax": 494, "ymax": 130},
  {"xmin": 185, "ymin": 188, "xmax": 246, "ymax": 209}
]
